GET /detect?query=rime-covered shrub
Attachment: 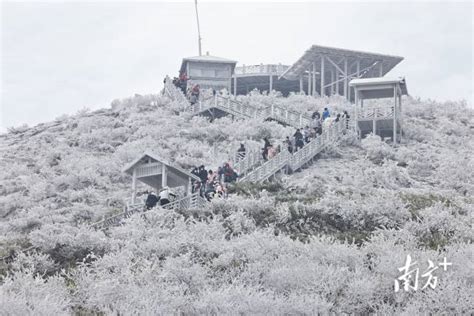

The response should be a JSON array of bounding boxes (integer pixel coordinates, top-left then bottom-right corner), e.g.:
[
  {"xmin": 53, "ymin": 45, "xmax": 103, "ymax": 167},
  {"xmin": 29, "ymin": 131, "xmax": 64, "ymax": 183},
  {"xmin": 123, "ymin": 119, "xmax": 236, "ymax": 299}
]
[
  {"xmin": 0, "ymin": 92, "xmax": 473, "ymax": 313},
  {"xmin": 0, "ymin": 269, "xmax": 71, "ymax": 315},
  {"xmin": 361, "ymin": 134, "xmax": 395, "ymax": 164}
]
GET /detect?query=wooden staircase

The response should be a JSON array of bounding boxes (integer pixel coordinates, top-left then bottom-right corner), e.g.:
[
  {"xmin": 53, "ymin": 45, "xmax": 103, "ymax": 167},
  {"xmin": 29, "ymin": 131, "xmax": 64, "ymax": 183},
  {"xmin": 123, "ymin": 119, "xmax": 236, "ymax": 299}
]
[{"xmin": 94, "ymin": 81, "xmax": 348, "ymax": 230}]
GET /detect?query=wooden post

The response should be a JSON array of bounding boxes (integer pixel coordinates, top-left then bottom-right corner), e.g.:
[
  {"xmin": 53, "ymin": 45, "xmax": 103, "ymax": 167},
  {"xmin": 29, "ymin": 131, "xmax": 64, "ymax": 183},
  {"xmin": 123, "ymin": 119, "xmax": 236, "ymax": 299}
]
[
  {"xmin": 162, "ymin": 164, "xmax": 167, "ymax": 187},
  {"xmin": 336, "ymin": 73, "xmax": 339, "ymax": 95},
  {"xmin": 131, "ymin": 168, "xmax": 137, "ymax": 204},
  {"xmin": 354, "ymin": 89, "xmax": 359, "ymax": 137},
  {"xmin": 356, "ymin": 60, "xmax": 361, "ymax": 78},
  {"xmin": 373, "ymin": 108, "xmax": 377, "ymax": 135},
  {"xmin": 307, "ymin": 71, "xmax": 311, "ymax": 96},
  {"xmin": 393, "ymin": 86, "xmax": 397, "ymax": 145},
  {"xmin": 330, "ymin": 70, "xmax": 335, "ymax": 95},
  {"xmin": 187, "ymin": 177, "xmax": 192, "ymax": 196},
  {"xmin": 269, "ymin": 73, "xmax": 273, "ymax": 92},
  {"xmin": 320, "ymin": 56, "xmax": 325, "ymax": 97},
  {"xmin": 353, "ymin": 60, "xmax": 360, "ymax": 102},
  {"xmin": 299, "ymin": 75, "xmax": 303, "ymax": 93},
  {"xmin": 399, "ymin": 87, "xmax": 403, "ymax": 143},
  {"xmin": 343, "ymin": 58, "xmax": 348, "ymax": 99},
  {"xmin": 312, "ymin": 61, "xmax": 317, "ymax": 96},
  {"xmin": 233, "ymin": 75, "xmax": 237, "ymax": 95}
]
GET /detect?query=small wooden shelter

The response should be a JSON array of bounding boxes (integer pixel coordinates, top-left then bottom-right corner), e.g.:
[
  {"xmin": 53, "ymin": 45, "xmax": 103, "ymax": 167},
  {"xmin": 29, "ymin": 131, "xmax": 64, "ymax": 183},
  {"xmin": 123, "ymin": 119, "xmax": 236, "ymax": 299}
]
[
  {"xmin": 350, "ymin": 77, "xmax": 408, "ymax": 144},
  {"xmin": 180, "ymin": 52, "xmax": 237, "ymax": 91},
  {"xmin": 122, "ymin": 152, "xmax": 200, "ymax": 204}
]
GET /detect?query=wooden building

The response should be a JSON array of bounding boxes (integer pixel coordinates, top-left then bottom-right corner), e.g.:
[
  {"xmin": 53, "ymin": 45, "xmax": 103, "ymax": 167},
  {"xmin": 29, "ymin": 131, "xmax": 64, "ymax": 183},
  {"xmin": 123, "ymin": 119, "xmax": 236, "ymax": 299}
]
[
  {"xmin": 180, "ymin": 53, "xmax": 237, "ymax": 92},
  {"xmin": 122, "ymin": 152, "xmax": 200, "ymax": 205}
]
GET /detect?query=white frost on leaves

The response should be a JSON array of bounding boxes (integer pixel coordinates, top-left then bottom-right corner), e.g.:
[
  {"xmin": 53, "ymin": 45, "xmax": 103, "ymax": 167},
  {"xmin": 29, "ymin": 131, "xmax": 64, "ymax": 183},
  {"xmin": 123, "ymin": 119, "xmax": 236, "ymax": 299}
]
[{"xmin": 0, "ymin": 91, "xmax": 473, "ymax": 314}]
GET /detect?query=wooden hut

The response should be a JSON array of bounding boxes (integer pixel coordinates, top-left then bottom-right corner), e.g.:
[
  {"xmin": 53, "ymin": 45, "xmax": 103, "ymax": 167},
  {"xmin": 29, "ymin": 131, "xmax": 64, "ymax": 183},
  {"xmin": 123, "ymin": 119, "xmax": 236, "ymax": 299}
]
[
  {"xmin": 180, "ymin": 52, "xmax": 237, "ymax": 92},
  {"xmin": 122, "ymin": 152, "xmax": 200, "ymax": 204}
]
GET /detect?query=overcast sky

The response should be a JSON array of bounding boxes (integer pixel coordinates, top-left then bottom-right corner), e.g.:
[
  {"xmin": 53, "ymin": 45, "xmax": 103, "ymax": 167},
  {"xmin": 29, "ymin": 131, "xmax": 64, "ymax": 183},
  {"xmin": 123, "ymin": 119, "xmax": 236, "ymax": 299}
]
[{"xmin": 1, "ymin": 0, "xmax": 473, "ymax": 132}]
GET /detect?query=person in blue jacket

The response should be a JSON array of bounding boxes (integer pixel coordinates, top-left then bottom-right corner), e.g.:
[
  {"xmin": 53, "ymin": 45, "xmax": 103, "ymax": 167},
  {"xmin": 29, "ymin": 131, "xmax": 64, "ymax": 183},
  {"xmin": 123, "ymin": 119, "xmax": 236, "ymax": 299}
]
[{"xmin": 322, "ymin": 107, "xmax": 330, "ymax": 121}]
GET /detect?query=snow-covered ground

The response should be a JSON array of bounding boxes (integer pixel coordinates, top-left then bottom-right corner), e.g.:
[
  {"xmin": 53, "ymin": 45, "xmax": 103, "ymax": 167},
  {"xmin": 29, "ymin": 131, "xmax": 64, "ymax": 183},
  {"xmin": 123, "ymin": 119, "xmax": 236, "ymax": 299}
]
[{"xmin": 0, "ymin": 92, "xmax": 472, "ymax": 314}]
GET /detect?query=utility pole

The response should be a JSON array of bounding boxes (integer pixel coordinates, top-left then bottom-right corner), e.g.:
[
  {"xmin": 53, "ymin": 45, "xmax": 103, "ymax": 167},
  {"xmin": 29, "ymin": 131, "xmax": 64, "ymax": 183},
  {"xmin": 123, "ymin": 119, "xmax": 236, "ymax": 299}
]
[{"xmin": 194, "ymin": 0, "xmax": 202, "ymax": 56}]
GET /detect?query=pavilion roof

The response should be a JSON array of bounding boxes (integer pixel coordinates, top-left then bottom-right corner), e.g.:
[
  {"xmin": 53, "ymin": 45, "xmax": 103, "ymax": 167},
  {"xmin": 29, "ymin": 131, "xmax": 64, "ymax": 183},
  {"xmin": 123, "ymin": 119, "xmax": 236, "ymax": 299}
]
[
  {"xmin": 180, "ymin": 54, "xmax": 237, "ymax": 73},
  {"xmin": 122, "ymin": 151, "xmax": 200, "ymax": 181},
  {"xmin": 350, "ymin": 77, "xmax": 408, "ymax": 96},
  {"xmin": 280, "ymin": 45, "xmax": 404, "ymax": 80}
]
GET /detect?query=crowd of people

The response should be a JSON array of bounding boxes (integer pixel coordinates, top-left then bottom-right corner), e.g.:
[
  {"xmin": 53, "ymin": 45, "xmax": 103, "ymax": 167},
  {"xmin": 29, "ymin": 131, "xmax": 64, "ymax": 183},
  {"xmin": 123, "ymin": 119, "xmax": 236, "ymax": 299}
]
[
  {"xmin": 143, "ymin": 104, "xmax": 351, "ymax": 211},
  {"xmin": 170, "ymin": 72, "xmax": 203, "ymax": 105},
  {"xmin": 191, "ymin": 163, "xmax": 238, "ymax": 201},
  {"xmin": 142, "ymin": 161, "xmax": 240, "ymax": 211},
  {"xmin": 265, "ymin": 106, "xmax": 351, "ymax": 156},
  {"xmin": 261, "ymin": 138, "xmax": 281, "ymax": 161},
  {"xmin": 144, "ymin": 186, "xmax": 177, "ymax": 210}
]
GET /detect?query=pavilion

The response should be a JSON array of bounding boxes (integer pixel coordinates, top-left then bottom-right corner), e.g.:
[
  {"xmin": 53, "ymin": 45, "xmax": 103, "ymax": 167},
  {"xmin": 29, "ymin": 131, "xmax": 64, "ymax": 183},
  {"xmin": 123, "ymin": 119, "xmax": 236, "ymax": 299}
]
[
  {"xmin": 279, "ymin": 45, "xmax": 404, "ymax": 100},
  {"xmin": 122, "ymin": 152, "xmax": 200, "ymax": 205},
  {"xmin": 350, "ymin": 77, "xmax": 408, "ymax": 144}
]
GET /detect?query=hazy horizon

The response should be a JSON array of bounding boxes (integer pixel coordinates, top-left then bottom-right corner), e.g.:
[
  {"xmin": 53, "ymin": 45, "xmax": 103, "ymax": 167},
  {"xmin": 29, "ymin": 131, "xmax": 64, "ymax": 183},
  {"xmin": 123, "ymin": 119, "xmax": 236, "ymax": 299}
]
[{"xmin": 1, "ymin": 0, "xmax": 473, "ymax": 132}]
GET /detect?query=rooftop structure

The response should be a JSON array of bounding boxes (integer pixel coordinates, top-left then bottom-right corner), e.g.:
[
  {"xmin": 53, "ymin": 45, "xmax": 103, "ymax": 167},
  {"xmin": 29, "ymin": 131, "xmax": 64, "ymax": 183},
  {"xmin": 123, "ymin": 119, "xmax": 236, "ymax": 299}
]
[
  {"xmin": 122, "ymin": 152, "xmax": 199, "ymax": 205},
  {"xmin": 175, "ymin": 44, "xmax": 404, "ymax": 101},
  {"xmin": 280, "ymin": 45, "xmax": 404, "ymax": 100},
  {"xmin": 232, "ymin": 64, "xmax": 303, "ymax": 96},
  {"xmin": 180, "ymin": 53, "xmax": 237, "ymax": 91}
]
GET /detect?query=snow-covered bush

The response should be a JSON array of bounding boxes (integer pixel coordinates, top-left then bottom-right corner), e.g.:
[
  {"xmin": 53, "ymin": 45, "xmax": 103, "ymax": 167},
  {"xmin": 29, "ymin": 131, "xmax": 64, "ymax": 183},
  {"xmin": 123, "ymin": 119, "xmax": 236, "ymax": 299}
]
[
  {"xmin": 361, "ymin": 134, "xmax": 395, "ymax": 164},
  {"xmin": 0, "ymin": 92, "xmax": 472, "ymax": 313}
]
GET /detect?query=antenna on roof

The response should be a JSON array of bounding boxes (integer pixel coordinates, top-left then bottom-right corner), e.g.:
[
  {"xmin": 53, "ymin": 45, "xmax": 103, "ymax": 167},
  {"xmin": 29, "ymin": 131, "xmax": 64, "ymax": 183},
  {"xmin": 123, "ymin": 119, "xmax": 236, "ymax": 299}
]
[{"xmin": 194, "ymin": 0, "xmax": 202, "ymax": 56}]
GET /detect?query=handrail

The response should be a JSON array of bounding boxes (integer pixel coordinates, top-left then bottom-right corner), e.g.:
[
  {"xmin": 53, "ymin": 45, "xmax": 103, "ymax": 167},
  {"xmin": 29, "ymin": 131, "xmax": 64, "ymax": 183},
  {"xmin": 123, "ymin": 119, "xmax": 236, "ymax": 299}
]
[
  {"xmin": 238, "ymin": 120, "xmax": 347, "ymax": 183},
  {"xmin": 209, "ymin": 95, "xmax": 313, "ymax": 129},
  {"xmin": 235, "ymin": 64, "xmax": 290, "ymax": 75},
  {"xmin": 232, "ymin": 150, "xmax": 264, "ymax": 176},
  {"xmin": 95, "ymin": 88, "xmax": 350, "ymax": 231},
  {"xmin": 92, "ymin": 193, "xmax": 203, "ymax": 230},
  {"xmin": 164, "ymin": 76, "xmax": 193, "ymax": 109},
  {"xmin": 358, "ymin": 106, "xmax": 395, "ymax": 120}
]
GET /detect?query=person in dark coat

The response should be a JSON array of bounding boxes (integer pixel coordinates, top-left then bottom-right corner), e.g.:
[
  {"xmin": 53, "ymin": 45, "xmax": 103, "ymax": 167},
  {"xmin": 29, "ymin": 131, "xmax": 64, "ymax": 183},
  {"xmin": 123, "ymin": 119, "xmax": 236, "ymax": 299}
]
[
  {"xmin": 294, "ymin": 129, "xmax": 304, "ymax": 150},
  {"xmin": 198, "ymin": 165, "xmax": 208, "ymax": 183},
  {"xmin": 223, "ymin": 163, "xmax": 237, "ymax": 183},
  {"xmin": 237, "ymin": 143, "xmax": 246, "ymax": 162},
  {"xmin": 145, "ymin": 192, "xmax": 159, "ymax": 210},
  {"xmin": 286, "ymin": 136, "xmax": 293, "ymax": 153},
  {"xmin": 343, "ymin": 111, "xmax": 350, "ymax": 129},
  {"xmin": 262, "ymin": 137, "xmax": 271, "ymax": 161}
]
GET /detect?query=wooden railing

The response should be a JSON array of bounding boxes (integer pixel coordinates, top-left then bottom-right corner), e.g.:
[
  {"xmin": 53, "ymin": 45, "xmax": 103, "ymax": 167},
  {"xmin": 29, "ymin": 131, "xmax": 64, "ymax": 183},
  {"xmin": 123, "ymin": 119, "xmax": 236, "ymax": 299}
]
[
  {"xmin": 358, "ymin": 106, "xmax": 395, "ymax": 120},
  {"xmin": 192, "ymin": 95, "xmax": 313, "ymax": 129},
  {"xmin": 136, "ymin": 163, "xmax": 161, "ymax": 178},
  {"xmin": 91, "ymin": 193, "xmax": 205, "ymax": 230},
  {"xmin": 91, "ymin": 203, "xmax": 143, "ymax": 229},
  {"xmin": 164, "ymin": 76, "xmax": 191, "ymax": 109},
  {"xmin": 238, "ymin": 120, "xmax": 346, "ymax": 183},
  {"xmin": 235, "ymin": 64, "xmax": 290, "ymax": 75},
  {"xmin": 232, "ymin": 150, "xmax": 264, "ymax": 177}
]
